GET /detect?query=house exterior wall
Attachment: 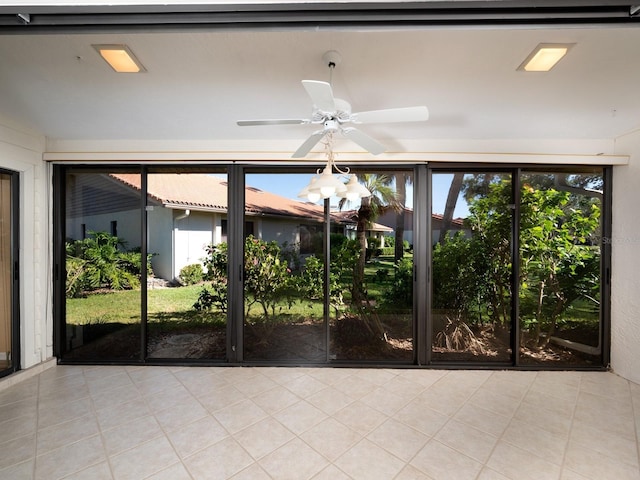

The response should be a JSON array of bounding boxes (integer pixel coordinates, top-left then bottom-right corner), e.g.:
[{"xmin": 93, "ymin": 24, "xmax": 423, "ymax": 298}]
[
  {"xmin": 0, "ymin": 118, "xmax": 51, "ymax": 369},
  {"xmin": 170, "ymin": 210, "xmax": 216, "ymax": 281},
  {"xmin": 611, "ymin": 129, "xmax": 640, "ymax": 384}
]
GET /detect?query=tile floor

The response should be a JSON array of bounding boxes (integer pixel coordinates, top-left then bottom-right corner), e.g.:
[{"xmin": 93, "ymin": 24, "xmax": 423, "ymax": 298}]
[{"xmin": 0, "ymin": 365, "xmax": 639, "ymax": 479}]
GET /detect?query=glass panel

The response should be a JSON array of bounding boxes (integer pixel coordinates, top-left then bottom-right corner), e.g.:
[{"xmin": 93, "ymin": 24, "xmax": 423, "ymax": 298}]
[
  {"xmin": 243, "ymin": 173, "xmax": 326, "ymax": 362},
  {"xmin": 0, "ymin": 173, "xmax": 13, "ymax": 372},
  {"xmin": 146, "ymin": 172, "xmax": 227, "ymax": 360},
  {"xmin": 431, "ymin": 172, "xmax": 513, "ymax": 363},
  {"xmin": 330, "ymin": 170, "xmax": 414, "ymax": 362},
  {"xmin": 63, "ymin": 171, "xmax": 142, "ymax": 361},
  {"xmin": 519, "ymin": 171, "xmax": 603, "ymax": 366}
]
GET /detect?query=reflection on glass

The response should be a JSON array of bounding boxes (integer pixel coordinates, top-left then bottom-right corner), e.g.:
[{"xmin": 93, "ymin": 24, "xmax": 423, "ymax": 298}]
[
  {"xmin": 63, "ymin": 172, "xmax": 142, "ymax": 360},
  {"xmin": 0, "ymin": 173, "xmax": 13, "ymax": 372},
  {"xmin": 329, "ymin": 170, "xmax": 414, "ymax": 362},
  {"xmin": 146, "ymin": 173, "xmax": 227, "ymax": 359},
  {"xmin": 431, "ymin": 172, "xmax": 512, "ymax": 362},
  {"xmin": 519, "ymin": 172, "xmax": 603, "ymax": 366},
  {"xmin": 243, "ymin": 173, "xmax": 327, "ymax": 361}
]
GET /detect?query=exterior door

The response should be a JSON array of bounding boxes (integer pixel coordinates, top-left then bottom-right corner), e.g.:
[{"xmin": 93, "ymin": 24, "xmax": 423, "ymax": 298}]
[{"xmin": 0, "ymin": 169, "xmax": 19, "ymax": 377}]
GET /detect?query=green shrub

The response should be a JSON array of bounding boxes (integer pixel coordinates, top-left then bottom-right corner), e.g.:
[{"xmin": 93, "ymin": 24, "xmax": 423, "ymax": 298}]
[
  {"xmin": 179, "ymin": 263, "xmax": 203, "ymax": 285},
  {"xmin": 382, "ymin": 258, "xmax": 413, "ymax": 309},
  {"xmin": 65, "ymin": 231, "xmax": 149, "ymax": 298}
]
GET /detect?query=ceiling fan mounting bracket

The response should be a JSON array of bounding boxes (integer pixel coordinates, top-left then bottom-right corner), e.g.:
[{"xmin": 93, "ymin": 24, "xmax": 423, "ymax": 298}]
[{"xmin": 322, "ymin": 50, "xmax": 342, "ymax": 69}]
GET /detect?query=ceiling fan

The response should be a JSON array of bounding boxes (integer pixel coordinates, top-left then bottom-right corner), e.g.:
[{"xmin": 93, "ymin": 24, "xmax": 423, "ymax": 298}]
[{"xmin": 236, "ymin": 51, "xmax": 429, "ymax": 158}]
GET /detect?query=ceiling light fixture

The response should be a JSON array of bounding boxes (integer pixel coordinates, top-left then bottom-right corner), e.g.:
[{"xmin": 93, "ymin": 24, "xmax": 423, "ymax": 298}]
[
  {"xmin": 297, "ymin": 134, "xmax": 371, "ymax": 203},
  {"xmin": 93, "ymin": 44, "xmax": 146, "ymax": 73},
  {"xmin": 518, "ymin": 43, "xmax": 574, "ymax": 72}
]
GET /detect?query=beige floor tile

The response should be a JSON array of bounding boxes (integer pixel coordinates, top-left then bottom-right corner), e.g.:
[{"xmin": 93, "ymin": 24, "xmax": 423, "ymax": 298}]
[
  {"xmin": 134, "ymin": 372, "xmax": 183, "ymax": 397},
  {"xmin": 89, "ymin": 383, "xmax": 142, "ymax": 411},
  {"xmin": 184, "ymin": 436, "xmax": 255, "ymax": 479},
  {"xmin": 569, "ymin": 421, "xmax": 639, "ymax": 467},
  {"xmin": 0, "ymin": 412, "xmax": 37, "ymax": 445},
  {"xmin": 563, "ymin": 438, "xmax": 640, "ymax": 480},
  {"xmin": 560, "ymin": 468, "xmax": 594, "ymax": 480},
  {"xmin": 501, "ymin": 419, "xmax": 568, "ymax": 465},
  {"xmin": 573, "ymin": 404, "xmax": 636, "ymax": 440},
  {"xmin": 383, "ymin": 375, "xmax": 429, "ymax": 398},
  {"xmin": 367, "ymin": 418, "xmax": 429, "ymax": 462},
  {"xmin": 142, "ymin": 384, "xmax": 196, "ymax": 413},
  {"xmin": 306, "ymin": 386, "xmax": 354, "ymax": 415},
  {"xmin": 36, "ymin": 414, "xmax": 100, "ymax": 455},
  {"xmin": 454, "ymin": 403, "xmax": 511, "ymax": 437},
  {"xmin": 522, "ymin": 388, "xmax": 576, "ymax": 418},
  {"xmin": 233, "ymin": 416, "xmax": 295, "ymax": 459},
  {"xmin": 283, "ymin": 374, "xmax": 329, "ymax": 398},
  {"xmin": 153, "ymin": 397, "xmax": 208, "ymax": 432},
  {"xmin": 435, "ymin": 419, "xmax": 499, "ymax": 463},
  {"xmin": 410, "ymin": 439, "xmax": 483, "ymax": 480},
  {"xmin": 95, "ymin": 399, "xmax": 152, "ymax": 431},
  {"xmin": 37, "ymin": 397, "xmax": 93, "ymax": 430},
  {"xmin": 512, "ymin": 400, "xmax": 572, "ymax": 437},
  {"xmin": 62, "ymin": 461, "xmax": 113, "ymax": 480},
  {"xmin": 333, "ymin": 400, "xmax": 387, "ymax": 435},
  {"xmin": 486, "ymin": 441, "xmax": 561, "ymax": 480},
  {"xmin": 234, "ymin": 372, "xmax": 278, "ymax": 396},
  {"xmin": 311, "ymin": 464, "xmax": 353, "ymax": 479},
  {"xmin": 300, "ymin": 417, "xmax": 362, "ymax": 462},
  {"xmin": 144, "ymin": 461, "xmax": 192, "ymax": 480},
  {"xmin": 396, "ymin": 369, "xmax": 446, "ymax": 388},
  {"xmin": 0, "ymin": 459, "xmax": 34, "ymax": 479},
  {"xmin": 415, "ymin": 385, "xmax": 473, "ymax": 417},
  {"xmin": 229, "ymin": 462, "xmax": 272, "ymax": 480},
  {"xmin": 250, "ymin": 384, "xmax": 300, "ymax": 414},
  {"xmin": 85, "ymin": 371, "xmax": 134, "ymax": 397},
  {"xmin": 394, "ymin": 463, "xmax": 435, "ymax": 479},
  {"xmin": 335, "ymin": 438, "xmax": 405, "ymax": 480},
  {"xmin": 109, "ymin": 436, "xmax": 180, "ymax": 480},
  {"xmin": 395, "ymin": 397, "xmax": 449, "ymax": 436},
  {"xmin": 213, "ymin": 398, "xmax": 268, "ymax": 434},
  {"xmin": 166, "ymin": 415, "xmax": 229, "ymax": 458},
  {"xmin": 258, "ymin": 438, "xmax": 329, "ymax": 480},
  {"xmin": 468, "ymin": 387, "xmax": 521, "ymax": 418},
  {"xmin": 34, "ymin": 434, "xmax": 106, "ymax": 480},
  {"xmin": 0, "ymin": 433, "xmax": 36, "ymax": 470},
  {"xmin": 576, "ymin": 389, "xmax": 633, "ymax": 417},
  {"xmin": 101, "ymin": 415, "xmax": 163, "ymax": 457},
  {"xmin": 476, "ymin": 467, "xmax": 511, "ymax": 480},
  {"xmin": 332, "ymin": 375, "xmax": 378, "ymax": 399},
  {"xmin": 197, "ymin": 384, "xmax": 246, "ymax": 412},
  {"xmin": 272, "ymin": 399, "xmax": 328, "ymax": 435},
  {"xmin": 360, "ymin": 385, "xmax": 410, "ymax": 416}
]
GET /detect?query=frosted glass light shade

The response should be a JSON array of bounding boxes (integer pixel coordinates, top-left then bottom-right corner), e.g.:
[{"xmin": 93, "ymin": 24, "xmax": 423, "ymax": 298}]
[{"xmin": 338, "ymin": 175, "xmax": 371, "ymax": 201}]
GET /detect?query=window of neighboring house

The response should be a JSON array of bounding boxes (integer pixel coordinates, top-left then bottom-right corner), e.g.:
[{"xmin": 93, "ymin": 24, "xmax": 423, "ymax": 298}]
[
  {"xmin": 221, "ymin": 219, "xmax": 227, "ymax": 243},
  {"xmin": 245, "ymin": 221, "xmax": 254, "ymax": 238},
  {"xmin": 81, "ymin": 223, "xmax": 86, "ymax": 239},
  {"xmin": 110, "ymin": 220, "xmax": 117, "ymax": 237},
  {"xmin": 300, "ymin": 224, "xmax": 321, "ymax": 255}
]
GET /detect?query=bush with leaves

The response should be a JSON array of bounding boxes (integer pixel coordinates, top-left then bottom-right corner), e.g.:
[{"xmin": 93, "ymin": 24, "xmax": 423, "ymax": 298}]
[
  {"xmin": 179, "ymin": 263, "xmax": 204, "ymax": 285},
  {"xmin": 194, "ymin": 243, "xmax": 228, "ymax": 313},
  {"xmin": 65, "ymin": 231, "xmax": 150, "ymax": 297},
  {"xmin": 382, "ymin": 257, "xmax": 413, "ymax": 310}
]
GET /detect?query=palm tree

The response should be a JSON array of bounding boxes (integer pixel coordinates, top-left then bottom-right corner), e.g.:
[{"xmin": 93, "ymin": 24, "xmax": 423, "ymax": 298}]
[
  {"xmin": 340, "ymin": 173, "xmax": 400, "ymax": 304},
  {"xmin": 394, "ymin": 172, "xmax": 411, "ymax": 262}
]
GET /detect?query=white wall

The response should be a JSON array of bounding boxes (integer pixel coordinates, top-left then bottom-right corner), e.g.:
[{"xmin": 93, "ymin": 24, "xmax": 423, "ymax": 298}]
[
  {"xmin": 0, "ymin": 118, "xmax": 51, "ymax": 370},
  {"xmin": 611, "ymin": 129, "xmax": 640, "ymax": 384}
]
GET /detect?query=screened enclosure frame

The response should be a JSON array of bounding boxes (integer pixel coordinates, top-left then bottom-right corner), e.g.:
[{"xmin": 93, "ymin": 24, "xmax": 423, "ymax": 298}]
[{"xmin": 52, "ymin": 163, "xmax": 611, "ymax": 369}]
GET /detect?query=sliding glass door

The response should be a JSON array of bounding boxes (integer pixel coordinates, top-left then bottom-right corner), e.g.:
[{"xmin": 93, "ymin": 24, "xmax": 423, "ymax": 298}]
[
  {"xmin": 429, "ymin": 167, "xmax": 607, "ymax": 367},
  {"xmin": 430, "ymin": 171, "xmax": 513, "ymax": 363},
  {"xmin": 62, "ymin": 170, "xmax": 143, "ymax": 361},
  {"xmin": 0, "ymin": 170, "xmax": 18, "ymax": 376}
]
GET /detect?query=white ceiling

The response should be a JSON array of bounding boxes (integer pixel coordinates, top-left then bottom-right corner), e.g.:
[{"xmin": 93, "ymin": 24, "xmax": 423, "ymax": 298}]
[{"xmin": 1, "ymin": 24, "xmax": 640, "ymax": 151}]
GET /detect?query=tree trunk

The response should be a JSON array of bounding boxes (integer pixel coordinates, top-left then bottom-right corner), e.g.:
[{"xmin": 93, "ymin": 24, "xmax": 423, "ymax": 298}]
[
  {"xmin": 353, "ymin": 201, "xmax": 371, "ymax": 304},
  {"xmin": 395, "ymin": 173, "xmax": 407, "ymax": 262},
  {"xmin": 439, "ymin": 173, "xmax": 464, "ymax": 244}
]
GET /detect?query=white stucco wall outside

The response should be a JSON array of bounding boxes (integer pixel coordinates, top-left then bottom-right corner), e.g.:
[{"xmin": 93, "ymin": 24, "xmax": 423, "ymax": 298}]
[
  {"xmin": 611, "ymin": 129, "xmax": 640, "ymax": 384},
  {"xmin": 0, "ymin": 118, "xmax": 51, "ymax": 370}
]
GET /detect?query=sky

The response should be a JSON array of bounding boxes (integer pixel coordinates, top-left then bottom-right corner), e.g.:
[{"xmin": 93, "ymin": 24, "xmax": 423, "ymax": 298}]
[{"xmin": 243, "ymin": 172, "xmax": 471, "ymax": 218}]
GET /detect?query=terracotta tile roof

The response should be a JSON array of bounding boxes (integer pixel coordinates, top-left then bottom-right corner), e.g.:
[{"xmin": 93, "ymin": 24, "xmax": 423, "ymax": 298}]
[{"xmin": 110, "ymin": 173, "xmax": 326, "ymax": 222}]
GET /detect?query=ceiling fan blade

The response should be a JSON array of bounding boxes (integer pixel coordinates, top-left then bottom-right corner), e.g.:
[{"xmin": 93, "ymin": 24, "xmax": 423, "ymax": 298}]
[
  {"xmin": 302, "ymin": 80, "xmax": 336, "ymax": 113},
  {"xmin": 237, "ymin": 119, "xmax": 308, "ymax": 126},
  {"xmin": 292, "ymin": 130, "xmax": 327, "ymax": 158},
  {"xmin": 351, "ymin": 106, "xmax": 429, "ymax": 124},
  {"xmin": 342, "ymin": 127, "xmax": 386, "ymax": 155}
]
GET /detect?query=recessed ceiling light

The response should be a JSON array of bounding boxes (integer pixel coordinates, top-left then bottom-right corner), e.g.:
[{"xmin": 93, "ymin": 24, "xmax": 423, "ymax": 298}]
[
  {"xmin": 518, "ymin": 43, "xmax": 574, "ymax": 72},
  {"xmin": 93, "ymin": 44, "xmax": 146, "ymax": 73}
]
